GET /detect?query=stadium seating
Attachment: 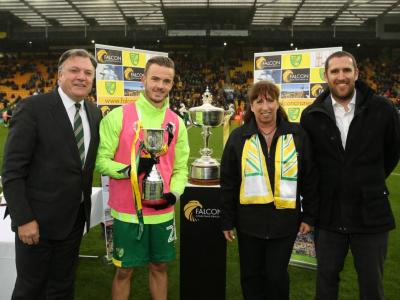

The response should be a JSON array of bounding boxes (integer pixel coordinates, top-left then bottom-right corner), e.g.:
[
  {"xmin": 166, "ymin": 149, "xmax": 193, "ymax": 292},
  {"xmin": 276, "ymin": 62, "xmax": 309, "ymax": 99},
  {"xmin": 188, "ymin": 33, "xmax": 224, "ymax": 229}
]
[{"xmin": 1, "ymin": 52, "xmax": 399, "ymax": 114}]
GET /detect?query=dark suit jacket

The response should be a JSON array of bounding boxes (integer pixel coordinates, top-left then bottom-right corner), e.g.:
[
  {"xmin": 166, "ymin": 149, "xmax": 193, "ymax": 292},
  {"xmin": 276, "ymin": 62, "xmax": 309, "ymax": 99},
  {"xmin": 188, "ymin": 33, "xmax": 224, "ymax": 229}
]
[
  {"xmin": 300, "ymin": 80, "xmax": 400, "ymax": 233},
  {"xmin": 2, "ymin": 89, "xmax": 102, "ymax": 240}
]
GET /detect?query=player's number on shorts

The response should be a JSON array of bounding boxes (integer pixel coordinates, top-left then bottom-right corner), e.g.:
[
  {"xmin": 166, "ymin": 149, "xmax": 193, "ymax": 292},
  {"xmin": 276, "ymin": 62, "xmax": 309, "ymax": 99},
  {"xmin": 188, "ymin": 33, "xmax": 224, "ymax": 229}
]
[{"xmin": 166, "ymin": 224, "xmax": 175, "ymax": 243}]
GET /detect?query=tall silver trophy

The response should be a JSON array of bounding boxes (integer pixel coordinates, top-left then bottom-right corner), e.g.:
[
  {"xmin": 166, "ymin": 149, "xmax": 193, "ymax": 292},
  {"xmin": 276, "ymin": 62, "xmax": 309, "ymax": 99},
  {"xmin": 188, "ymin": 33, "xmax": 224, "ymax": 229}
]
[
  {"xmin": 142, "ymin": 128, "xmax": 168, "ymax": 207},
  {"xmin": 189, "ymin": 87, "xmax": 231, "ymax": 185}
]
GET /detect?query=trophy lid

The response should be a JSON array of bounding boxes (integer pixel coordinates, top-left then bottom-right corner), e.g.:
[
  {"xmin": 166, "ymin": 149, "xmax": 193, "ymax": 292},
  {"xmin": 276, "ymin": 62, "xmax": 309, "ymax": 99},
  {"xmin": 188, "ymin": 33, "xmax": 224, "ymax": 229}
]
[{"xmin": 188, "ymin": 87, "xmax": 224, "ymax": 113}]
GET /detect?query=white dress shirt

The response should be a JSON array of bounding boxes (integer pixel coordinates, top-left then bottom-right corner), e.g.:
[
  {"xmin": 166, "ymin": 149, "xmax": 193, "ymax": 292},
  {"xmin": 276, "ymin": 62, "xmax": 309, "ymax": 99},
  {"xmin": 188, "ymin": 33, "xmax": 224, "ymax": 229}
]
[
  {"xmin": 58, "ymin": 87, "xmax": 91, "ymax": 160},
  {"xmin": 331, "ymin": 91, "xmax": 356, "ymax": 149}
]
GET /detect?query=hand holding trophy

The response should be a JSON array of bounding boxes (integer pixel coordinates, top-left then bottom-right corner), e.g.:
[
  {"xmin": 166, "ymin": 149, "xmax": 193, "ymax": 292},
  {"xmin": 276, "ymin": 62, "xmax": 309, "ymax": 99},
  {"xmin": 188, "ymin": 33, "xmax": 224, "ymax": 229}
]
[{"xmin": 141, "ymin": 128, "xmax": 168, "ymax": 207}]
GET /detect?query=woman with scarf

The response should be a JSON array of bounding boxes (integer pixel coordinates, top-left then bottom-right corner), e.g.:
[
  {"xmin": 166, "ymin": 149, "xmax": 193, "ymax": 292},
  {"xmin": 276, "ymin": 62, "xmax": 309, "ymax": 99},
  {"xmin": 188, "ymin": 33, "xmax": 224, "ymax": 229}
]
[{"xmin": 220, "ymin": 80, "xmax": 318, "ymax": 300}]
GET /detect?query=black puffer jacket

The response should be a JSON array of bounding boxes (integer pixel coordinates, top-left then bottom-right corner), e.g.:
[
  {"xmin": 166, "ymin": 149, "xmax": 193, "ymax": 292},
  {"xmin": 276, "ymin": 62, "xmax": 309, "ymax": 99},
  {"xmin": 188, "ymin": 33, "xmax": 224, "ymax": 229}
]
[
  {"xmin": 300, "ymin": 80, "xmax": 400, "ymax": 233},
  {"xmin": 220, "ymin": 116, "xmax": 318, "ymax": 239}
]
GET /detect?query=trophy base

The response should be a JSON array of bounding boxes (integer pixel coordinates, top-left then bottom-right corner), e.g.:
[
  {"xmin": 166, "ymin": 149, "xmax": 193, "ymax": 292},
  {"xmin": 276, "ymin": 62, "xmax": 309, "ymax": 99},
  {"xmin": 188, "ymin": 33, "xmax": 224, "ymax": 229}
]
[
  {"xmin": 189, "ymin": 161, "xmax": 220, "ymax": 186},
  {"xmin": 189, "ymin": 177, "xmax": 220, "ymax": 186},
  {"xmin": 142, "ymin": 199, "xmax": 168, "ymax": 207}
]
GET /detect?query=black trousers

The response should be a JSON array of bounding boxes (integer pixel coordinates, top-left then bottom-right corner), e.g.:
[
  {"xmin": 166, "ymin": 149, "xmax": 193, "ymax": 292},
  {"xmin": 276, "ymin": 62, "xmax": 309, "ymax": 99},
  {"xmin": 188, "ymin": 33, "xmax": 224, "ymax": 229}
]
[
  {"xmin": 12, "ymin": 204, "xmax": 85, "ymax": 300},
  {"xmin": 315, "ymin": 229, "xmax": 388, "ymax": 300},
  {"xmin": 237, "ymin": 231, "xmax": 297, "ymax": 300}
]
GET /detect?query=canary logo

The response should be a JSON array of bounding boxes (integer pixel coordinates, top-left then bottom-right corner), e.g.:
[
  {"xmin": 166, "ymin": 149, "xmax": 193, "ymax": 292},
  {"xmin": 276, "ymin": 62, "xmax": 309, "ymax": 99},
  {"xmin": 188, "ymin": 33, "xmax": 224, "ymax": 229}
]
[
  {"xmin": 130, "ymin": 53, "xmax": 139, "ymax": 66},
  {"xmin": 115, "ymin": 247, "xmax": 124, "ymax": 258},
  {"xmin": 282, "ymin": 70, "xmax": 294, "ymax": 83},
  {"xmin": 184, "ymin": 200, "xmax": 203, "ymax": 222},
  {"xmin": 105, "ymin": 81, "xmax": 116, "ymax": 95},
  {"xmin": 319, "ymin": 68, "xmax": 325, "ymax": 81},
  {"xmin": 290, "ymin": 54, "xmax": 302, "ymax": 67},
  {"xmin": 288, "ymin": 108, "xmax": 301, "ymax": 121}
]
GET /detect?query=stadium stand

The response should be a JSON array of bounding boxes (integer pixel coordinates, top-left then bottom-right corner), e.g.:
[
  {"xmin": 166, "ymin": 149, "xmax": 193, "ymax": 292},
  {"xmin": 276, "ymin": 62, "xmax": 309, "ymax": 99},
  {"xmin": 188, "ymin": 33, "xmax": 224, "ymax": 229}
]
[{"xmin": 1, "ymin": 50, "xmax": 400, "ymax": 124}]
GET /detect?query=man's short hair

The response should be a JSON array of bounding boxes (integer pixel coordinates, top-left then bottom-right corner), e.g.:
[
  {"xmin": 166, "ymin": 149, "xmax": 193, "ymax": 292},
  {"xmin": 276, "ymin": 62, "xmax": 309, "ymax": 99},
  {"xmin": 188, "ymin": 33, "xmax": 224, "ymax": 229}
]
[
  {"xmin": 144, "ymin": 56, "xmax": 175, "ymax": 74},
  {"xmin": 58, "ymin": 49, "xmax": 97, "ymax": 70},
  {"xmin": 325, "ymin": 51, "xmax": 358, "ymax": 71}
]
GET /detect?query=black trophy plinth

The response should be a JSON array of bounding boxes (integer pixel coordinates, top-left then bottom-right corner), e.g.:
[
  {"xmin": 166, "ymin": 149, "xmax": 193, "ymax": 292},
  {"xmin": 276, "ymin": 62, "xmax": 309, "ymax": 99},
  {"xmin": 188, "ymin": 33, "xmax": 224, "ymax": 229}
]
[{"xmin": 180, "ymin": 185, "xmax": 226, "ymax": 300}]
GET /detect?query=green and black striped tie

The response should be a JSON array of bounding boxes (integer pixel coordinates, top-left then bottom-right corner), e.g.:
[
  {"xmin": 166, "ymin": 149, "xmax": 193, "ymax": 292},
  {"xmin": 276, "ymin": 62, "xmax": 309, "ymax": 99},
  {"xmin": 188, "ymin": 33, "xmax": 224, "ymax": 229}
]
[{"xmin": 74, "ymin": 103, "xmax": 85, "ymax": 166}]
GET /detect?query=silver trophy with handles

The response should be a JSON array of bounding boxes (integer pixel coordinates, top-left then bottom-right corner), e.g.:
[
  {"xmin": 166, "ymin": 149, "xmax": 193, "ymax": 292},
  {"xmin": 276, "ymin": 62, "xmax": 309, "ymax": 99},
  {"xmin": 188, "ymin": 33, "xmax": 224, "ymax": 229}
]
[
  {"xmin": 142, "ymin": 128, "xmax": 168, "ymax": 207},
  {"xmin": 188, "ymin": 87, "xmax": 231, "ymax": 185}
]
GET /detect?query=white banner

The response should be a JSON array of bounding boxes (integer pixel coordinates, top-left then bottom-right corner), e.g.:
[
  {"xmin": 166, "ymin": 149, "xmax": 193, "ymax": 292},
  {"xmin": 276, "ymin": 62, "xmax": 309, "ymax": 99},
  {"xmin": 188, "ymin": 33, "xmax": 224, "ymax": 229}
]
[{"xmin": 254, "ymin": 47, "xmax": 342, "ymax": 123}]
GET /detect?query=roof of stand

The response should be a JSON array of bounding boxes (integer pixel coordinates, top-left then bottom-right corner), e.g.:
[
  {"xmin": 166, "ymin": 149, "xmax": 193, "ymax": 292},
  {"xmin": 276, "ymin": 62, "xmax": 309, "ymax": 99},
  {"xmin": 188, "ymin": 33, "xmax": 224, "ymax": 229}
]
[{"xmin": 0, "ymin": 0, "xmax": 398, "ymax": 28}]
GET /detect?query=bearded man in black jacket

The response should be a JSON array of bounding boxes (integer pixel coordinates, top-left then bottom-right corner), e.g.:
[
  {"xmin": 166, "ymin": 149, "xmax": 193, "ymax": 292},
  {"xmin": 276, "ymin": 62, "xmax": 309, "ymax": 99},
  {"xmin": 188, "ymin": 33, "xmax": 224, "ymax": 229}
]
[{"xmin": 300, "ymin": 51, "xmax": 400, "ymax": 300}]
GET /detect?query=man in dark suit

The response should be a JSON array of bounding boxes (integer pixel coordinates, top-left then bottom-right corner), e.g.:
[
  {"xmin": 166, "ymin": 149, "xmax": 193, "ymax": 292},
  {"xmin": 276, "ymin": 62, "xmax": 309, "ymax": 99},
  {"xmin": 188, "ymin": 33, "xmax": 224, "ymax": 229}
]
[
  {"xmin": 301, "ymin": 51, "xmax": 400, "ymax": 300},
  {"xmin": 2, "ymin": 49, "xmax": 102, "ymax": 299}
]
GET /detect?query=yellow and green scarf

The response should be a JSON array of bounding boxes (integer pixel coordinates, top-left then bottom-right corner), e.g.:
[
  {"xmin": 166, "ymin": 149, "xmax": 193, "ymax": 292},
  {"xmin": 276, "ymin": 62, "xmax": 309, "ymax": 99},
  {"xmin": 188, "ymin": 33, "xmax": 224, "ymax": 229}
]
[{"xmin": 239, "ymin": 133, "xmax": 298, "ymax": 209}]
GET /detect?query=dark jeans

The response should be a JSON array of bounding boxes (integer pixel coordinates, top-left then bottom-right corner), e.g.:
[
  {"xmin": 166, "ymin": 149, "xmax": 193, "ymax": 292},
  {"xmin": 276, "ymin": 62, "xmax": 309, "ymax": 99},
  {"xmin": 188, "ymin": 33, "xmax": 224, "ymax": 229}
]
[
  {"xmin": 12, "ymin": 204, "xmax": 85, "ymax": 300},
  {"xmin": 315, "ymin": 229, "xmax": 388, "ymax": 300},
  {"xmin": 237, "ymin": 231, "xmax": 297, "ymax": 300}
]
